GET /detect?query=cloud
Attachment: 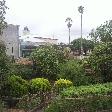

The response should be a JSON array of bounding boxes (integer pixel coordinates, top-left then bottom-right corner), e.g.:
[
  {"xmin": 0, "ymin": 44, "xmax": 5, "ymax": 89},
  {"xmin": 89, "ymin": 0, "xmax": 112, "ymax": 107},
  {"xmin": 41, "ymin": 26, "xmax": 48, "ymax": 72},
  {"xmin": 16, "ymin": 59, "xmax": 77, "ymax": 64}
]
[{"xmin": 5, "ymin": 0, "xmax": 112, "ymax": 43}]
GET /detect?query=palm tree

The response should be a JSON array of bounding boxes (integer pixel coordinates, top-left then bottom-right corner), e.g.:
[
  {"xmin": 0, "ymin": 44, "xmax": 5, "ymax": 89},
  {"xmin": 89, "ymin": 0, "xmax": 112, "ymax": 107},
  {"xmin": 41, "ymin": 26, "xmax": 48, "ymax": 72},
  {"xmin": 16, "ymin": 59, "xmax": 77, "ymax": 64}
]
[
  {"xmin": 65, "ymin": 17, "xmax": 72, "ymax": 44},
  {"xmin": 78, "ymin": 6, "xmax": 84, "ymax": 57}
]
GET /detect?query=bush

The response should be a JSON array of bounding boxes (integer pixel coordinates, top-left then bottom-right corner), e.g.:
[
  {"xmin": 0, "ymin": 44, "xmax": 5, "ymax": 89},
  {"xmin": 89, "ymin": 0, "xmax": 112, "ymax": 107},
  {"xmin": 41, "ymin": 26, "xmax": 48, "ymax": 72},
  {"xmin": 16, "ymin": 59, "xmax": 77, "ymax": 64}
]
[
  {"xmin": 29, "ymin": 78, "xmax": 51, "ymax": 94},
  {"xmin": 54, "ymin": 79, "xmax": 73, "ymax": 93},
  {"xmin": 58, "ymin": 60, "xmax": 90, "ymax": 86},
  {"xmin": 45, "ymin": 96, "xmax": 112, "ymax": 112},
  {"xmin": 0, "ymin": 100, "xmax": 5, "ymax": 112},
  {"xmin": 16, "ymin": 94, "xmax": 41, "ymax": 111},
  {"xmin": 61, "ymin": 82, "xmax": 112, "ymax": 97},
  {"xmin": 0, "ymin": 41, "xmax": 11, "ymax": 90},
  {"xmin": 45, "ymin": 83, "xmax": 112, "ymax": 112},
  {"xmin": 88, "ymin": 42, "xmax": 112, "ymax": 82},
  {"xmin": 11, "ymin": 64, "xmax": 33, "ymax": 80},
  {"xmin": 1, "ymin": 75, "xmax": 29, "ymax": 97},
  {"xmin": 31, "ymin": 45, "xmax": 65, "ymax": 80},
  {"xmin": 82, "ymin": 59, "xmax": 103, "ymax": 84}
]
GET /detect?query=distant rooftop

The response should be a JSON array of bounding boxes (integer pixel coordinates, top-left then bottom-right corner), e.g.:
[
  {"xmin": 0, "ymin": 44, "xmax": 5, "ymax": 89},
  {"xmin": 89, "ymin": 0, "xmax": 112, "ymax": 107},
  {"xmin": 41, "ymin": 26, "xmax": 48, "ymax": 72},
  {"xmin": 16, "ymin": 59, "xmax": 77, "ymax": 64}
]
[{"xmin": 20, "ymin": 34, "xmax": 58, "ymax": 41}]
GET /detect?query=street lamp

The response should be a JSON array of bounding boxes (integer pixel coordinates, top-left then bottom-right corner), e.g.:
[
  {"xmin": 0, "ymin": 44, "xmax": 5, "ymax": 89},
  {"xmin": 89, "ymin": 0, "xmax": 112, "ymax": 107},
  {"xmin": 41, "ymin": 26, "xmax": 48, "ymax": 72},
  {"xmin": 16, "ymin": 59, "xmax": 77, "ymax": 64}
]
[
  {"xmin": 78, "ymin": 6, "xmax": 84, "ymax": 58},
  {"xmin": 65, "ymin": 17, "xmax": 72, "ymax": 45}
]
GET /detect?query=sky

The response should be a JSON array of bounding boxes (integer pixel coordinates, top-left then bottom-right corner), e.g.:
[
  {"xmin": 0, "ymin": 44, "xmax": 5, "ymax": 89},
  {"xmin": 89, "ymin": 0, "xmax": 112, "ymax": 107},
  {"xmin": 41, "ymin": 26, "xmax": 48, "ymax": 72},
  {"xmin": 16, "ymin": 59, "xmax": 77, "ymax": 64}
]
[{"xmin": 5, "ymin": 0, "xmax": 112, "ymax": 43}]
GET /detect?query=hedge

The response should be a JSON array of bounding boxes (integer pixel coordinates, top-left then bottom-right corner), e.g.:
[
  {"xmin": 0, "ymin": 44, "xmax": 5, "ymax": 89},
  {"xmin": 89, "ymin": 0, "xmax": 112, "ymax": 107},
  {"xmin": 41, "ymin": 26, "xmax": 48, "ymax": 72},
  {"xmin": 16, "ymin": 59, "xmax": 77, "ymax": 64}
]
[
  {"xmin": 45, "ymin": 82, "xmax": 112, "ymax": 112},
  {"xmin": 61, "ymin": 82, "xmax": 112, "ymax": 97}
]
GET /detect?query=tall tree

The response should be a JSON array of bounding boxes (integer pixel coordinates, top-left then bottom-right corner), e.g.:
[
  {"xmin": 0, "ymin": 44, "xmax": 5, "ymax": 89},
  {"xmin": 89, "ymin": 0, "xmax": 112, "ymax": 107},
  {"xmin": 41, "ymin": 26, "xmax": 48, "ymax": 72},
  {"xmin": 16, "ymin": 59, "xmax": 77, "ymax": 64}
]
[
  {"xmin": 65, "ymin": 17, "xmax": 72, "ymax": 44},
  {"xmin": 78, "ymin": 6, "xmax": 84, "ymax": 56},
  {"xmin": 71, "ymin": 38, "xmax": 94, "ymax": 55},
  {"xmin": 89, "ymin": 20, "xmax": 112, "ymax": 43},
  {"xmin": 0, "ymin": 0, "xmax": 8, "ymax": 35},
  {"xmin": 0, "ymin": 0, "xmax": 9, "ymax": 95}
]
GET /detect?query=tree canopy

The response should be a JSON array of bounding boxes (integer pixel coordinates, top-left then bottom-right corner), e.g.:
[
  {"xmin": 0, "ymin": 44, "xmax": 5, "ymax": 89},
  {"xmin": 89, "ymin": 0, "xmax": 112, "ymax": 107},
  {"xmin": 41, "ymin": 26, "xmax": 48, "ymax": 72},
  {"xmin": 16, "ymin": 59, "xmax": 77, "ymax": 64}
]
[
  {"xmin": 89, "ymin": 20, "xmax": 112, "ymax": 43},
  {"xmin": 0, "ymin": 0, "xmax": 8, "ymax": 35},
  {"xmin": 71, "ymin": 38, "xmax": 94, "ymax": 55}
]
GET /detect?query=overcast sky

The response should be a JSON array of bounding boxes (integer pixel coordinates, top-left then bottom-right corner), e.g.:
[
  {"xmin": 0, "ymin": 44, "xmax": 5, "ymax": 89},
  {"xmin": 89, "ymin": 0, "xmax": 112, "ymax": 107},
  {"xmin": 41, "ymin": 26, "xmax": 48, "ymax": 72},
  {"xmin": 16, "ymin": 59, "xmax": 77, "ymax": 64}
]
[{"xmin": 5, "ymin": 0, "xmax": 112, "ymax": 43}]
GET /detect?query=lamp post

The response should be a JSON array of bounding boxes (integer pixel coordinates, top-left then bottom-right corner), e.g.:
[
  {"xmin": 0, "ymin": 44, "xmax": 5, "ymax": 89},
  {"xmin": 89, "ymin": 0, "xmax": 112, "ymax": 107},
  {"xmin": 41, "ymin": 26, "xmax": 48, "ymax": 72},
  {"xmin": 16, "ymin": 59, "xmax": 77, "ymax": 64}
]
[
  {"xmin": 65, "ymin": 17, "xmax": 72, "ymax": 45},
  {"xmin": 78, "ymin": 6, "xmax": 84, "ymax": 58}
]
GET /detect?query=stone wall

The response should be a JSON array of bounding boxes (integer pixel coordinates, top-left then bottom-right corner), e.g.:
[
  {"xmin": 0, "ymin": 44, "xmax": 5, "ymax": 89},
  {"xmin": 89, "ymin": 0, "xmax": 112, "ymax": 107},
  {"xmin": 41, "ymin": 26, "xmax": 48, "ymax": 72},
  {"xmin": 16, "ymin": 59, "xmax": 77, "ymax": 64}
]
[{"xmin": 0, "ymin": 24, "xmax": 20, "ymax": 58}]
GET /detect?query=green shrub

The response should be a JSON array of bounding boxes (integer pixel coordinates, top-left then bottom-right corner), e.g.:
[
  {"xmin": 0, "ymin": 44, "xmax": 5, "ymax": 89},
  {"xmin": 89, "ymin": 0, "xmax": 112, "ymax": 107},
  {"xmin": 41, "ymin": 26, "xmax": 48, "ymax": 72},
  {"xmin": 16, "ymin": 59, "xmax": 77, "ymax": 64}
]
[
  {"xmin": 1, "ymin": 75, "xmax": 29, "ymax": 97},
  {"xmin": 11, "ymin": 64, "xmax": 33, "ymax": 80},
  {"xmin": 58, "ymin": 60, "xmax": 90, "ymax": 86},
  {"xmin": 45, "ymin": 82, "xmax": 112, "ymax": 112},
  {"xmin": 29, "ymin": 78, "xmax": 51, "ymax": 94},
  {"xmin": 0, "ymin": 100, "xmax": 4, "ymax": 112},
  {"xmin": 82, "ymin": 59, "xmax": 103, "ymax": 84},
  {"xmin": 54, "ymin": 79, "xmax": 73, "ymax": 93},
  {"xmin": 45, "ymin": 95, "xmax": 112, "ymax": 112},
  {"xmin": 16, "ymin": 94, "xmax": 41, "ymax": 111},
  {"xmin": 88, "ymin": 42, "xmax": 112, "ymax": 82},
  {"xmin": 31, "ymin": 45, "xmax": 65, "ymax": 80},
  {"xmin": 61, "ymin": 82, "xmax": 112, "ymax": 97},
  {"xmin": 0, "ymin": 41, "xmax": 11, "ymax": 91}
]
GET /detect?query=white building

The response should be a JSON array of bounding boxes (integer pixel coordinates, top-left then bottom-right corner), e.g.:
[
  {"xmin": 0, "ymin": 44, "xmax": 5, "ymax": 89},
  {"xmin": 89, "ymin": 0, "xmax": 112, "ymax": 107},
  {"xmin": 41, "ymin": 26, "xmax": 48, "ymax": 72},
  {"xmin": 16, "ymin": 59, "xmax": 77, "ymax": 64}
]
[
  {"xmin": 20, "ymin": 34, "xmax": 58, "ymax": 46},
  {"xmin": 20, "ymin": 27, "xmax": 58, "ymax": 46},
  {"xmin": 0, "ymin": 24, "xmax": 20, "ymax": 59},
  {"xmin": 19, "ymin": 27, "xmax": 58, "ymax": 57}
]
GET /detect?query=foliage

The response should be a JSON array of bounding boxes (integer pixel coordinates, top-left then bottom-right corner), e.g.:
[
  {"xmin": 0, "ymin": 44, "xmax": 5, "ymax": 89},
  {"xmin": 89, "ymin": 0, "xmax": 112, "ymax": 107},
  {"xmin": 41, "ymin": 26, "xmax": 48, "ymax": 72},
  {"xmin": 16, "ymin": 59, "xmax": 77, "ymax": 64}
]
[
  {"xmin": 16, "ymin": 94, "xmax": 41, "ymax": 111},
  {"xmin": 52, "ymin": 45, "xmax": 66, "ymax": 63},
  {"xmin": 0, "ymin": 8, "xmax": 7, "ymax": 90},
  {"xmin": 78, "ymin": 6, "xmax": 84, "ymax": 14},
  {"xmin": 89, "ymin": 29, "xmax": 99, "ymax": 44},
  {"xmin": 29, "ymin": 78, "xmax": 51, "ymax": 94},
  {"xmin": 11, "ymin": 63, "xmax": 33, "ymax": 80},
  {"xmin": 89, "ymin": 20, "xmax": 112, "ymax": 43},
  {"xmin": 71, "ymin": 38, "xmax": 94, "ymax": 55},
  {"xmin": 82, "ymin": 58, "xmax": 103, "ymax": 84},
  {"xmin": 0, "ymin": 0, "xmax": 8, "ymax": 35},
  {"xmin": 31, "ymin": 45, "xmax": 65, "ymax": 80},
  {"xmin": 45, "ymin": 95, "xmax": 112, "ymax": 112},
  {"xmin": 58, "ymin": 59, "xmax": 90, "ymax": 86},
  {"xmin": 88, "ymin": 42, "xmax": 112, "ymax": 82},
  {"xmin": 45, "ymin": 83, "xmax": 112, "ymax": 112},
  {"xmin": 0, "ymin": 41, "xmax": 11, "ymax": 90},
  {"xmin": 1, "ymin": 75, "xmax": 29, "ymax": 97},
  {"xmin": 61, "ymin": 82, "xmax": 112, "ymax": 97},
  {"xmin": 54, "ymin": 79, "xmax": 73, "ymax": 93},
  {"xmin": 0, "ymin": 100, "xmax": 4, "ymax": 112},
  {"xmin": 0, "ymin": 42, "xmax": 10, "ymax": 75}
]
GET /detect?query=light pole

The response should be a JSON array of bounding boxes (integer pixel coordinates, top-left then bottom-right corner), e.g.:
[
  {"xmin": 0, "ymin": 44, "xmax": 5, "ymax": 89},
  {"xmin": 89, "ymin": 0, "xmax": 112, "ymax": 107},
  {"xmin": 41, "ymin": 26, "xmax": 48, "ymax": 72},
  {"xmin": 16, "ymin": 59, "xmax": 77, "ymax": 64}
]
[
  {"xmin": 65, "ymin": 17, "xmax": 72, "ymax": 45},
  {"xmin": 78, "ymin": 6, "xmax": 84, "ymax": 58}
]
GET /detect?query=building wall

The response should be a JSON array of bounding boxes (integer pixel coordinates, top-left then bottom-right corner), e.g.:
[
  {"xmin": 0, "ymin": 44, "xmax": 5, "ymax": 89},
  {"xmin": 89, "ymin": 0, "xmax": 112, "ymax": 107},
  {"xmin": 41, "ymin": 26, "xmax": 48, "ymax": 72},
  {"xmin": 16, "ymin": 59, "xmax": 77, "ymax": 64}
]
[
  {"xmin": 0, "ymin": 24, "xmax": 20, "ymax": 58},
  {"xmin": 42, "ymin": 38, "xmax": 58, "ymax": 45}
]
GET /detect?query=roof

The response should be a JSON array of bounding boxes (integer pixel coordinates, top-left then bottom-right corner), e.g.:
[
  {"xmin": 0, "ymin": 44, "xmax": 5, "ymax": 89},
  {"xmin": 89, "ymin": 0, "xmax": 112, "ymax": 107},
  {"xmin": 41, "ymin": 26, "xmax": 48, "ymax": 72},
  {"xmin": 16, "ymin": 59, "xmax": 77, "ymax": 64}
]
[
  {"xmin": 19, "ymin": 34, "xmax": 58, "ymax": 42},
  {"xmin": 19, "ymin": 34, "xmax": 45, "ymax": 43}
]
